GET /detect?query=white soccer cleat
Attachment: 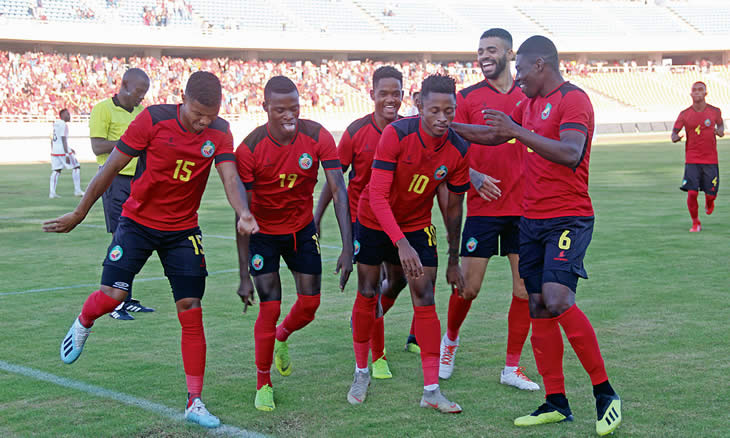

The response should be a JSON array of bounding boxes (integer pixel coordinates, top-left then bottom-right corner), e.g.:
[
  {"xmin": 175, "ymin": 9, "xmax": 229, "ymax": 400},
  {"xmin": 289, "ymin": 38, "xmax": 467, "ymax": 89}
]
[
  {"xmin": 60, "ymin": 317, "xmax": 91, "ymax": 364},
  {"xmin": 49, "ymin": 193, "xmax": 61, "ymax": 199},
  {"xmin": 500, "ymin": 366, "xmax": 540, "ymax": 391},
  {"xmin": 420, "ymin": 388, "xmax": 462, "ymax": 414},
  {"xmin": 74, "ymin": 190, "xmax": 85, "ymax": 197},
  {"xmin": 438, "ymin": 334, "xmax": 459, "ymax": 379},
  {"xmin": 184, "ymin": 397, "xmax": 220, "ymax": 428}
]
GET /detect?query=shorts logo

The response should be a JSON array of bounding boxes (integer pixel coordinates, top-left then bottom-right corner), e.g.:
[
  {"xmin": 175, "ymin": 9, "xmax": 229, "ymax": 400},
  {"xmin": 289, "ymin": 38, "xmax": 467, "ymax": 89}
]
[
  {"xmin": 353, "ymin": 239, "xmax": 360, "ymax": 255},
  {"xmin": 434, "ymin": 165, "xmax": 448, "ymax": 180},
  {"xmin": 298, "ymin": 153, "xmax": 313, "ymax": 170},
  {"xmin": 113, "ymin": 281, "xmax": 129, "ymax": 290},
  {"xmin": 466, "ymin": 237, "xmax": 478, "ymax": 252},
  {"xmin": 251, "ymin": 254, "xmax": 264, "ymax": 271},
  {"xmin": 682, "ymin": 179, "xmax": 687, "ymax": 186},
  {"xmin": 201, "ymin": 140, "xmax": 215, "ymax": 158},
  {"xmin": 704, "ymin": 118, "xmax": 711, "ymax": 127},
  {"xmin": 541, "ymin": 103, "xmax": 552, "ymax": 120},
  {"xmin": 108, "ymin": 245, "xmax": 123, "ymax": 262}
]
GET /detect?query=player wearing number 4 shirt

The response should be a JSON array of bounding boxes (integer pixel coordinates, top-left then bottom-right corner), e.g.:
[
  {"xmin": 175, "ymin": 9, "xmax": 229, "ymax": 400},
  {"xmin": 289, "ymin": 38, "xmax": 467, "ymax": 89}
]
[
  {"xmin": 235, "ymin": 76, "xmax": 353, "ymax": 412},
  {"xmin": 453, "ymin": 36, "xmax": 622, "ymax": 436},
  {"xmin": 44, "ymin": 72, "xmax": 259, "ymax": 430},
  {"xmin": 671, "ymin": 81, "xmax": 724, "ymax": 232},
  {"xmin": 349, "ymin": 74, "xmax": 470, "ymax": 413}
]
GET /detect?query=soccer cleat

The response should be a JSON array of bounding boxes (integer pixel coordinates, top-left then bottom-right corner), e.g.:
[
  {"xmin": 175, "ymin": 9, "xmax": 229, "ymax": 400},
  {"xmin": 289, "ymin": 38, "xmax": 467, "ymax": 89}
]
[
  {"xmin": 438, "ymin": 334, "xmax": 459, "ymax": 379},
  {"xmin": 255, "ymin": 384, "xmax": 276, "ymax": 412},
  {"xmin": 184, "ymin": 397, "xmax": 220, "ymax": 428},
  {"xmin": 274, "ymin": 339, "xmax": 292, "ymax": 376},
  {"xmin": 60, "ymin": 317, "xmax": 91, "ymax": 364},
  {"xmin": 419, "ymin": 388, "xmax": 462, "ymax": 414},
  {"xmin": 596, "ymin": 393, "xmax": 622, "ymax": 436},
  {"xmin": 500, "ymin": 366, "xmax": 540, "ymax": 391},
  {"xmin": 514, "ymin": 401, "xmax": 573, "ymax": 427},
  {"xmin": 347, "ymin": 371, "xmax": 371, "ymax": 405},
  {"xmin": 74, "ymin": 190, "xmax": 85, "ymax": 197},
  {"xmin": 49, "ymin": 193, "xmax": 61, "ymax": 199},
  {"xmin": 371, "ymin": 356, "xmax": 392, "ymax": 379},
  {"xmin": 404, "ymin": 334, "xmax": 420, "ymax": 353},
  {"xmin": 123, "ymin": 299, "xmax": 155, "ymax": 313},
  {"xmin": 689, "ymin": 223, "xmax": 702, "ymax": 233},
  {"xmin": 109, "ymin": 308, "xmax": 134, "ymax": 320}
]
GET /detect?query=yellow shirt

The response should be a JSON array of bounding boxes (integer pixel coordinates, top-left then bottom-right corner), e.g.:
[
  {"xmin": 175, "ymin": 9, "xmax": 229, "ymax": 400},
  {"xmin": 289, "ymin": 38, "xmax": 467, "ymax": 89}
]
[{"xmin": 89, "ymin": 96, "xmax": 145, "ymax": 176}]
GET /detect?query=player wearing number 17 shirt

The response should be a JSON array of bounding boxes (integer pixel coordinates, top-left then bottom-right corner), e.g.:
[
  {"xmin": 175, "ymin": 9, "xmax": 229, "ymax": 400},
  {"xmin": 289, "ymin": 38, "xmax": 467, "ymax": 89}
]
[
  {"xmin": 235, "ymin": 76, "xmax": 353, "ymax": 412},
  {"xmin": 347, "ymin": 74, "xmax": 470, "ymax": 413},
  {"xmin": 44, "ymin": 71, "xmax": 260, "ymax": 429}
]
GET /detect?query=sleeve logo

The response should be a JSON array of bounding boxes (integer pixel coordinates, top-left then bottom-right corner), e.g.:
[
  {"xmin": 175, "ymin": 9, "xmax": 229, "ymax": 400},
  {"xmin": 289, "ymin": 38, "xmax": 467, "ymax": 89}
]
[
  {"xmin": 251, "ymin": 254, "xmax": 264, "ymax": 271},
  {"xmin": 466, "ymin": 237, "xmax": 478, "ymax": 252},
  {"xmin": 299, "ymin": 153, "xmax": 313, "ymax": 170},
  {"xmin": 201, "ymin": 140, "xmax": 215, "ymax": 157},
  {"xmin": 108, "ymin": 245, "xmax": 123, "ymax": 262},
  {"xmin": 434, "ymin": 165, "xmax": 448, "ymax": 180},
  {"xmin": 704, "ymin": 118, "xmax": 711, "ymax": 127},
  {"xmin": 541, "ymin": 103, "xmax": 552, "ymax": 120}
]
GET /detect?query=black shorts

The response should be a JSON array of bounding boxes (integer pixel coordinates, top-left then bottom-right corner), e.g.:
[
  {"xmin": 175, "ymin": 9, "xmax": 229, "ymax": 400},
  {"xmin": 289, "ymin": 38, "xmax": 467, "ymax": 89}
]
[
  {"xmin": 354, "ymin": 221, "xmax": 438, "ymax": 267},
  {"xmin": 460, "ymin": 216, "xmax": 520, "ymax": 258},
  {"xmin": 249, "ymin": 221, "xmax": 322, "ymax": 276},
  {"xmin": 680, "ymin": 163, "xmax": 719, "ymax": 196},
  {"xmin": 101, "ymin": 172, "xmax": 132, "ymax": 233},
  {"xmin": 519, "ymin": 216, "xmax": 593, "ymax": 293},
  {"xmin": 100, "ymin": 216, "xmax": 208, "ymax": 294}
]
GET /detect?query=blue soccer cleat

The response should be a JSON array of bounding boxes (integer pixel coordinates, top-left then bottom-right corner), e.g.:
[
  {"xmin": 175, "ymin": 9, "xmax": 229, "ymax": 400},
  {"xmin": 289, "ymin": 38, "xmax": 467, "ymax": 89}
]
[
  {"xmin": 185, "ymin": 397, "xmax": 220, "ymax": 428},
  {"xmin": 60, "ymin": 317, "xmax": 91, "ymax": 364}
]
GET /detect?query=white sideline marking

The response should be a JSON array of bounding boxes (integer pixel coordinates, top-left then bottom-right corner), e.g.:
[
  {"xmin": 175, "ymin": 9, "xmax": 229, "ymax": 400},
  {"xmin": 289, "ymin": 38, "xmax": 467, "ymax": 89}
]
[{"xmin": 0, "ymin": 360, "xmax": 267, "ymax": 438}]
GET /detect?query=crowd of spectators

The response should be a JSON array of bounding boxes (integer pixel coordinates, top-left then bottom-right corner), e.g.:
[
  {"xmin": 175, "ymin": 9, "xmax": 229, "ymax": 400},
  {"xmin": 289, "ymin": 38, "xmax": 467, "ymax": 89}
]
[{"xmin": 141, "ymin": 0, "xmax": 192, "ymax": 27}]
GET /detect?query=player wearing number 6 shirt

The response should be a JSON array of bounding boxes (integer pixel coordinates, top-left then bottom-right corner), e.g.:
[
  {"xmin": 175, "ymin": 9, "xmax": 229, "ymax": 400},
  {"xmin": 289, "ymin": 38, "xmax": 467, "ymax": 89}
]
[
  {"xmin": 348, "ymin": 74, "xmax": 470, "ymax": 413},
  {"xmin": 43, "ymin": 71, "xmax": 259, "ymax": 429},
  {"xmin": 453, "ymin": 36, "xmax": 622, "ymax": 436},
  {"xmin": 235, "ymin": 76, "xmax": 353, "ymax": 412}
]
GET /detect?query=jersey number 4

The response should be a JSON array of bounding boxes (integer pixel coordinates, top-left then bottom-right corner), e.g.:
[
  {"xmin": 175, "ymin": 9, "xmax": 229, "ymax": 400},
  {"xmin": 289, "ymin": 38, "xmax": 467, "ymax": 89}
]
[{"xmin": 173, "ymin": 160, "xmax": 195, "ymax": 182}]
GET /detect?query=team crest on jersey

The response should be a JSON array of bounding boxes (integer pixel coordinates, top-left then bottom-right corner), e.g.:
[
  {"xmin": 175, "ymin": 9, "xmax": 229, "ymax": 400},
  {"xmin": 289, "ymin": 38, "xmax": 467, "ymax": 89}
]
[
  {"xmin": 541, "ymin": 103, "xmax": 552, "ymax": 120},
  {"xmin": 704, "ymin": 118, "xmax": 711, "ymax": 127},
  {"xmin": 466, "ymin": 237, "xmax": 478, "ymax": 252},
  {"xmin": 201, "ymin": 140, "xmax": 215, "ymax": 158},
  {"xmin": 108, "ymin": 245, "xmax": 123, "ymax": 262},
  {"xmin": 298, "ymin": 153, "xmax": 313, "ymax": 170},
  {"xmin": 251, "ymin": 254, "xmax": 264, "ymax": 271},
  {"xmin": 353, "ymin": 240, "xmax": 361, "ymax": 255},
  {"xmin": 434, "ymin": 165, "xmax": 448, "ymax": 180}
]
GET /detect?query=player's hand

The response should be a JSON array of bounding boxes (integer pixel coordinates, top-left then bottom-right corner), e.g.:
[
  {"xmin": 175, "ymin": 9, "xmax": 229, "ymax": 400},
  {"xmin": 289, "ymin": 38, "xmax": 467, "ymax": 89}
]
[
  {"xmin": 236, "ymin": 275, "xmax": 256, "ymax": 314},
  {"xmin": 65, "ymin": 155, "xmax": 71, "ymax": 165},
  {"xmin": 446, "ymin": 262, "xmax": 465, "ymax": 291},
  {"xmin": 42, "ymin": 210, "xmax": 85, "ymax": 233},
  {"xmin": 236, "ymin": 209, "xmax": 259, "ymax": 235},
  {"xmin": 396, "ymin": 238, "xmax": 423, "ymax": 280},
  {"xmin": 314, "ymin": 218, "xmax": 323, "ymax": 239},
  {"xmin": 482, "ymin": 109, "xmax": 518, "ymax": 138},
  {"xmin": 334, "ymin": 249, "xmax": 353, "ymax": 292},
  {"xmin": 470, "ymin": 170, "xmax": 501, "ymax": 201},
  {"xmin": 671, "ymin": 132, "xmax": 683, "ymax": 143}
]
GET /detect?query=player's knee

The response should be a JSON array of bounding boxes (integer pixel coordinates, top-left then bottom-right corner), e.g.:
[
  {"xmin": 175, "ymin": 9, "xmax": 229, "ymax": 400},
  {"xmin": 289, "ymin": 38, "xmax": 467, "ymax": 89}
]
[{"xmin": 542, "ymin": 271, "xmax": 577, "ymax": 316}]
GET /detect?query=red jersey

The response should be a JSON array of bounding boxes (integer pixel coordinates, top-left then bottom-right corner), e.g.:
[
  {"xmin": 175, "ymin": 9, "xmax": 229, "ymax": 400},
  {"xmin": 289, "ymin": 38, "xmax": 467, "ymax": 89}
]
[
  {"xmin": 116, "ymin": 104, "xmax": 235, "ymax": 231},
  {"xmin": 236, "ymin": 119, "xmax": 341, "ymax": 235},
  {"xmin": 358, "ymin": 117, "xmax": 471, "ymax": 244},
  {"xmin": 455, "ymin": 80, "xmax": 525, "ymax": 217},
  {"xmin": 511, "ymin": 82, "xmax": 594, "ymax": 219},
  {"xmin": 673, "ymin": 104, "xmax": 722, "ymax": 164}
]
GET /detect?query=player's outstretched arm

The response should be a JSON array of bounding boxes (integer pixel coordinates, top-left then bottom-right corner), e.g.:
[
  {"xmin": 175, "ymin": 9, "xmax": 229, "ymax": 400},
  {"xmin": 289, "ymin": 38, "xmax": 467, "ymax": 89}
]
[
  {"xmin": 313, "ymin": 183, "xmax": 333, "ymax": 237},
  {"xmin": 90, "ymin": 137, "xmax": 118, "ymax": 156},
  {"xmin": 42, "ymin": 147, "xmax": 131, "ymax": 233},
  {"xmin": 444, "ymin": 191, "xmax": 465, "ymax": 291},
  {"xmin": 324, "ymin": 167, "xmax": 353, "ymax": 291},
  {"xmin": 451, "ymin": 114, "xmax": 515, "ymax": 146},
  {"xmin": 216, "ymin": 161, "xmax": 259, "ymax": 236},
  {"xmin": 671, "ymin": 128, "xmax": 683, "ymax": 143},
  {"xmin": 469, "ymin": 168, "xmax": 501, "ymax": 201}
]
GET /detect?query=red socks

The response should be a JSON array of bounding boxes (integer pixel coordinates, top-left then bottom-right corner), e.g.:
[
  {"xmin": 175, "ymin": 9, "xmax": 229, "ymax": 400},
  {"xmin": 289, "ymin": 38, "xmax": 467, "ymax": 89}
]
[
  {"xmin": 352, "ymin": 292, "xmax": 377, "ymax": 369},
  {"xmin": 178, "ymin": 307, "xmax": 206, "ymax": 399},
  {"xmin": 414, "ymin": 305, "xmax": 441, "ymax": 387},
  {"xmin": 255, "ymin": 300, "xmax": 281, "ymax": 389},
  {"xmin": 557, "ymin": 305, "xmax": 608, "ymax": 386},
  {"xmin": 276, "ymin": 294, "xmax": 320, "ymax": 342},
  {"xmin": 79, "ymin": 290, "xmax": 122, "ymax": 328},
  {"xmin": 687, "ymin": 190, "xmax": 700, "ymax": 224},
  {"xmin": 705, "ymin": 194, "xmax": 716, "ymax": 215},
  {"xmin": 380, "ymin": 295, "xmax": 396, "ymax": 315},
  {"xmin": 446, "ymin": 288, "xmax": 472, "ymax": 342},
  {"xmin": 409, "ymin": 314, "xmax": 416, "ymax": 337},
  {"xmin": 505, "ymin": 296, "xmax": 531, "ymax": 367},
  {"xmin": 530, "ymin": 316, "xmax": 565, "ymax": 395},
  {"xmin": 370, "ymin": 316, "xmax": 385, "ymax": 362}
]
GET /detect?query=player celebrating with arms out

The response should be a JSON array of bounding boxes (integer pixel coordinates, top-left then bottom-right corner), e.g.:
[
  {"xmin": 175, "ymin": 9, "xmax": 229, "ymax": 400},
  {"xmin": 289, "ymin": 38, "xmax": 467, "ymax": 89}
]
[
  {"xmin": 671, "ymin": 81, "xmax": 724, "ymax": 232},
  {"xmin": 44, "ymin": 71, "xmax": 259, "ymax": 429},
  {"xmin": 235, "ymin": 76, "xmax": 352, "ymax": 412},
  {"xmin": 347, "ymin": 74, "xmax": 470, "ymax": 413},
  {"xmin": 453, "ymin": 36, "xmax": 622, "ymax": 435}
]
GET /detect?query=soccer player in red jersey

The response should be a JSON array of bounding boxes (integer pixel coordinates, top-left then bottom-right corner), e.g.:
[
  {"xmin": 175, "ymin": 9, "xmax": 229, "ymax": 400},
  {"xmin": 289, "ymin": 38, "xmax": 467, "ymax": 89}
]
[
  {"xmin": 348, "ymin": 74, "xmax": 470, "ymax": 413},
  {"xmin": 439, "ymin": 28, "xmax": 538, "ymax": 392},
  {"xmin": 671, "ymin": 81, "xmax": 724, "ymax": 232},
  {"xmin": 44, "ymin": 71, "xmax": 259, "ymax": 429},
  {"xmin": 453, "ymin": 36, "xmax": 622, "ymax": 435},
  {"xmin": 235, "ymin": 76, "xmax": 353, "ymax": 412}
]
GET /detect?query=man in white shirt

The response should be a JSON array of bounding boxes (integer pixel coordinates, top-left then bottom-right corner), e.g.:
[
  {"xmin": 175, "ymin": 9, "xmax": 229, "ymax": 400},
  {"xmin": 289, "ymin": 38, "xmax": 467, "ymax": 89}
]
[{"xmin": 50, "ymin": 108, "xmax": 84, "ymax": 198}]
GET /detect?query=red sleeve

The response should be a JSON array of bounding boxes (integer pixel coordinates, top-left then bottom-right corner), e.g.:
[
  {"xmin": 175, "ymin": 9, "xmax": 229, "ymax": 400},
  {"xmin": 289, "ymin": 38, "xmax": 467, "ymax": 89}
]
[
  {"xmin": 235, "ymin": 142, "xmax": 255, "ymax": 189},
  {"xmin": 337, "ymin": 129, "xmax": 354, "ymax": 170},
  {"xmin": 214, "ymin": 127, "xmax": 235, "ymax": 166},
  {"xmin": 558, "ymin": 92, "xmax": 591, "ymax": 137},
  {"xmin": 116, "ymin": 109, "xmax": 152, "ymax": 157},
  {"xmin": 446, "ymin": 152, "xmax": 471, "ymax": 194},
  {"xmin": 510, "ymin": 98, "xmax": 526, "ymax": 126},
  {"xmin": 454, "ymin": 91, "xmax": 470, "ymax": 124},
  {"xmin": 673, "ymin": 110, "xmax": 684, "ymax": 131},
  {"xmin": 317, "ymin": 127, "xmax": 341, "ymax": 170},
  {"xmin": 369, "ymin": 125, "xmax": 405, "ymax": 244}
]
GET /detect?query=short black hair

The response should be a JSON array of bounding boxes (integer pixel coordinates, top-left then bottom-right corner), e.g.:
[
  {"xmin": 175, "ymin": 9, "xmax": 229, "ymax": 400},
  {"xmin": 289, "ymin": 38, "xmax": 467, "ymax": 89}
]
[
  {"xmin": 517, "ymin": 35, "xmax": 559, "ymax": 71},
  {"xmin": 693, "ymin": 81, "xmax": 707, "ymax": 90},
  {"xmin": 372, "ymin": 66, "xmax": 403, "ymax": 89},
  {"xmin": 123, "ymin": 67, "xmax": 149, "ymax": 84},
  {"xmin": 480, "ymin": 28, "xmax": 512, "ymax": 48},
  {"xmin": 420, "ymin": 74, "xmax": 456, "ymax": 99},
  {"xmin": 185, "ymin": 71, "xmax": 222, "ymax": 107},
  {"xmin": 264, "ymin": 76, "xmax": 298, "ymax": 100},
  {"xmin": 59, "ymin": 108, "xmax": 69, "ymax": 117}
]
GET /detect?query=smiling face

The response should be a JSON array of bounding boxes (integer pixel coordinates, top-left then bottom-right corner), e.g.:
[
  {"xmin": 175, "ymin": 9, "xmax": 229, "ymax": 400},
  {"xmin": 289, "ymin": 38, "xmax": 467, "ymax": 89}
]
[
  {"xmin": 418, "ymin": 91, "xmax": 456, "ymax": 137},
  {"xmin": 180, "ymin": 95, "xmax": 220, "ymax": 133},
  {"xmin": 371, "ymin": 77, "xmax": 403, "ymax": 124},
  {"xmin": 477, "ymin": 36, "xmax": 512, "ymax": 81},
  {"xmin": 514, "ymin": 54, "xmax": 542, "ymax": 98},
  {"xmin": 264, "ymin": 90, "xmax": 300, "ymax": 141}
]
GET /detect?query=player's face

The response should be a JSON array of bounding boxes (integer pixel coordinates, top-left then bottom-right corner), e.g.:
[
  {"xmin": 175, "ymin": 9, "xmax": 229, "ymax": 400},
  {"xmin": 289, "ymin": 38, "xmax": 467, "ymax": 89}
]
[
  {"xmin": 418, "ymin": 92, "xmax": 456, "ymax": 137},
  {"xmin": 691, "ymin": 83, "xmax": 707, "ymax": 103},
  {"xmin": 515, "ymin": 54, "xmax": 540, "ymax": 98},
  {"xmin": 371, "ymin": 77, "xmax": 403, "ymax": 123},
  {"xmin": 123, "ymin": 77, "xmax": 150, "ymax": 108},
  {"xmin": 180, "ymin": 96, "xmax": 220, "ymax": 133},
  {"xmin": 264, "ymin": 91, "xmax": 300, "ymax": 136},
  {"xmin": 60, "ymin": 111, "xmax": 70, "ymax": 122},
  {"xmin": 477, "ymin": 37, "xmax": 512, "ymax": 80}
]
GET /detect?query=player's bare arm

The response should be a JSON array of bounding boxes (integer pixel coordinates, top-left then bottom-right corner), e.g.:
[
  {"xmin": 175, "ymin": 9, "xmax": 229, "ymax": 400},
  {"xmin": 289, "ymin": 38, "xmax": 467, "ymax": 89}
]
[
  {"xmin": 469, "ymin": 168, "xmax": 502, "ymax": 201},
  {"xmin": 62, "ymin": 134, "xmax": 70, "ymax": 164},
  {"xmin": 90, "ymin": 137, "xmax": 118, "ymax": 155},
  {"xmin": 671, "ymin": 128, "xmax": 683, "ymax": 143},
  {"xmin": 715, "ymin": 119, "xmax": 724, "ymax": 137},
  {"xmin": 43, "ymin": 147, "xmax": 131, "ymax": 233},
  {"xmin": 217, "ymin": 161, "xmax": 259, "ymax": 236},
  {"xmin": 444, "ymin": 190, "xmax": 466, "ymax": 291},
  {"xmin": 450, "ymin": 120, "xmax": 514, "ymax": 146},
  {"xmin": 313, "ymin": 182, "xmax": 334, "ymax": 236},
  {"xmin": 324, "ymin": 167, "xmax": 353, "ymax": 291},
  {"xmin": 235, "ymin": 218, "xmax": 255, "ymax": 312}
]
